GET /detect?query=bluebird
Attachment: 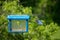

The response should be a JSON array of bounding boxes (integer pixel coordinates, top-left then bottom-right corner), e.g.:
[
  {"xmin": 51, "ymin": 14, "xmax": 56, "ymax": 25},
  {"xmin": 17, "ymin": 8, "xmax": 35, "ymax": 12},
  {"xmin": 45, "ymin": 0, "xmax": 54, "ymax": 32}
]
[{"xmin": 36, "ymin": 20, "xmax": 43, "ymax": 25}]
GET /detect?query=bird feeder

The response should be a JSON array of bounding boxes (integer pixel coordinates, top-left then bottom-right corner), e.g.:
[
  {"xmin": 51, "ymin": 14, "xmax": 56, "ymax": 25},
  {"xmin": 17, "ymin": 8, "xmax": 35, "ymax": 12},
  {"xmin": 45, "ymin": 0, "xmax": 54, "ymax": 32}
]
[{"xmin": 7, "ymin": 15, "xmax": 30, "ymax": 33}]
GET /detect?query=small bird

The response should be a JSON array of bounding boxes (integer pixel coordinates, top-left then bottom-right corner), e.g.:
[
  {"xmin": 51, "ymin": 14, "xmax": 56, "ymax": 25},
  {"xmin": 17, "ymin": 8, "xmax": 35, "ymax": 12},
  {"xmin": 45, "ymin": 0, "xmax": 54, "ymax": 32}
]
[{"xmin": 36, "ymin": 20, "xmax": 43, "ymax": 25}]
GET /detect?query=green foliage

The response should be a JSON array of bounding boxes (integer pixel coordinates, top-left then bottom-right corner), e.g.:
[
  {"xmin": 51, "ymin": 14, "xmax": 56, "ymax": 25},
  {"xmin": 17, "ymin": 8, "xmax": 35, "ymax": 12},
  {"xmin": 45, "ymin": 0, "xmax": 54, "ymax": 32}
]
[
  {"xmin": 24, "ymin": 21, "xmax": 59, "ymax": 40},
  {"xmin": 2, "ymin": 1, "xmax": 32, "ymax": 15},
  {"xmin": 0, "ymin": 0, "xmax": 60, "ymax": 40}
]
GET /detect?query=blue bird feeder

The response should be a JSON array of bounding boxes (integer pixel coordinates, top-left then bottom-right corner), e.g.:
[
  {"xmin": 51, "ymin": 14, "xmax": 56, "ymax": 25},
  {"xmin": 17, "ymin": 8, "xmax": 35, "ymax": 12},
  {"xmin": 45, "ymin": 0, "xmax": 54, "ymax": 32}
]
[{"xmin": 7, "ymin": 15, "xmax": 30, "ymax": 33}]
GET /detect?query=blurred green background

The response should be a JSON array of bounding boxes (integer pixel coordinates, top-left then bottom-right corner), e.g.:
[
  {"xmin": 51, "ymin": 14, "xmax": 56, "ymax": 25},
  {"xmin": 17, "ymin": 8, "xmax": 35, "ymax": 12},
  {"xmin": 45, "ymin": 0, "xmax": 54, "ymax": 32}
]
[{"xmin": 0, "ymin": 0, "xmax": 60, "ymax": 40}]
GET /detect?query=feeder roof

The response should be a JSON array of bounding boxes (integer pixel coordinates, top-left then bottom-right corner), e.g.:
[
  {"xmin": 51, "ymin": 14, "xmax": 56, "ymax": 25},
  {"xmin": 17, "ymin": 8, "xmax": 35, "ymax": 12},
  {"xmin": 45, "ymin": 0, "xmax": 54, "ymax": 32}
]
[{"xmin": 7, "ymin": 15, "xmax": 30, "ymax": 20}]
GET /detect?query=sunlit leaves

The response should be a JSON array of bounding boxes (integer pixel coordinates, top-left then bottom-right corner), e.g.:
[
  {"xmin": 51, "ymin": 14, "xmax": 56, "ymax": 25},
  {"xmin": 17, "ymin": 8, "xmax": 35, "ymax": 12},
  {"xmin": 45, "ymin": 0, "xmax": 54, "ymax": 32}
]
[
  {"xmin": 22, "ymin": 7, "xmax": 32, "ymax": 15},
  {"xmin": 26, "ymin": 17, "xmax": 59, "ymax": 40},
  {"xmin": 2, "ymin": 1, "xmax": 18, "ymax": 13},
  {"xmin": 0, "ymin": 0, "xmax": 60, "ymax": 40}
]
